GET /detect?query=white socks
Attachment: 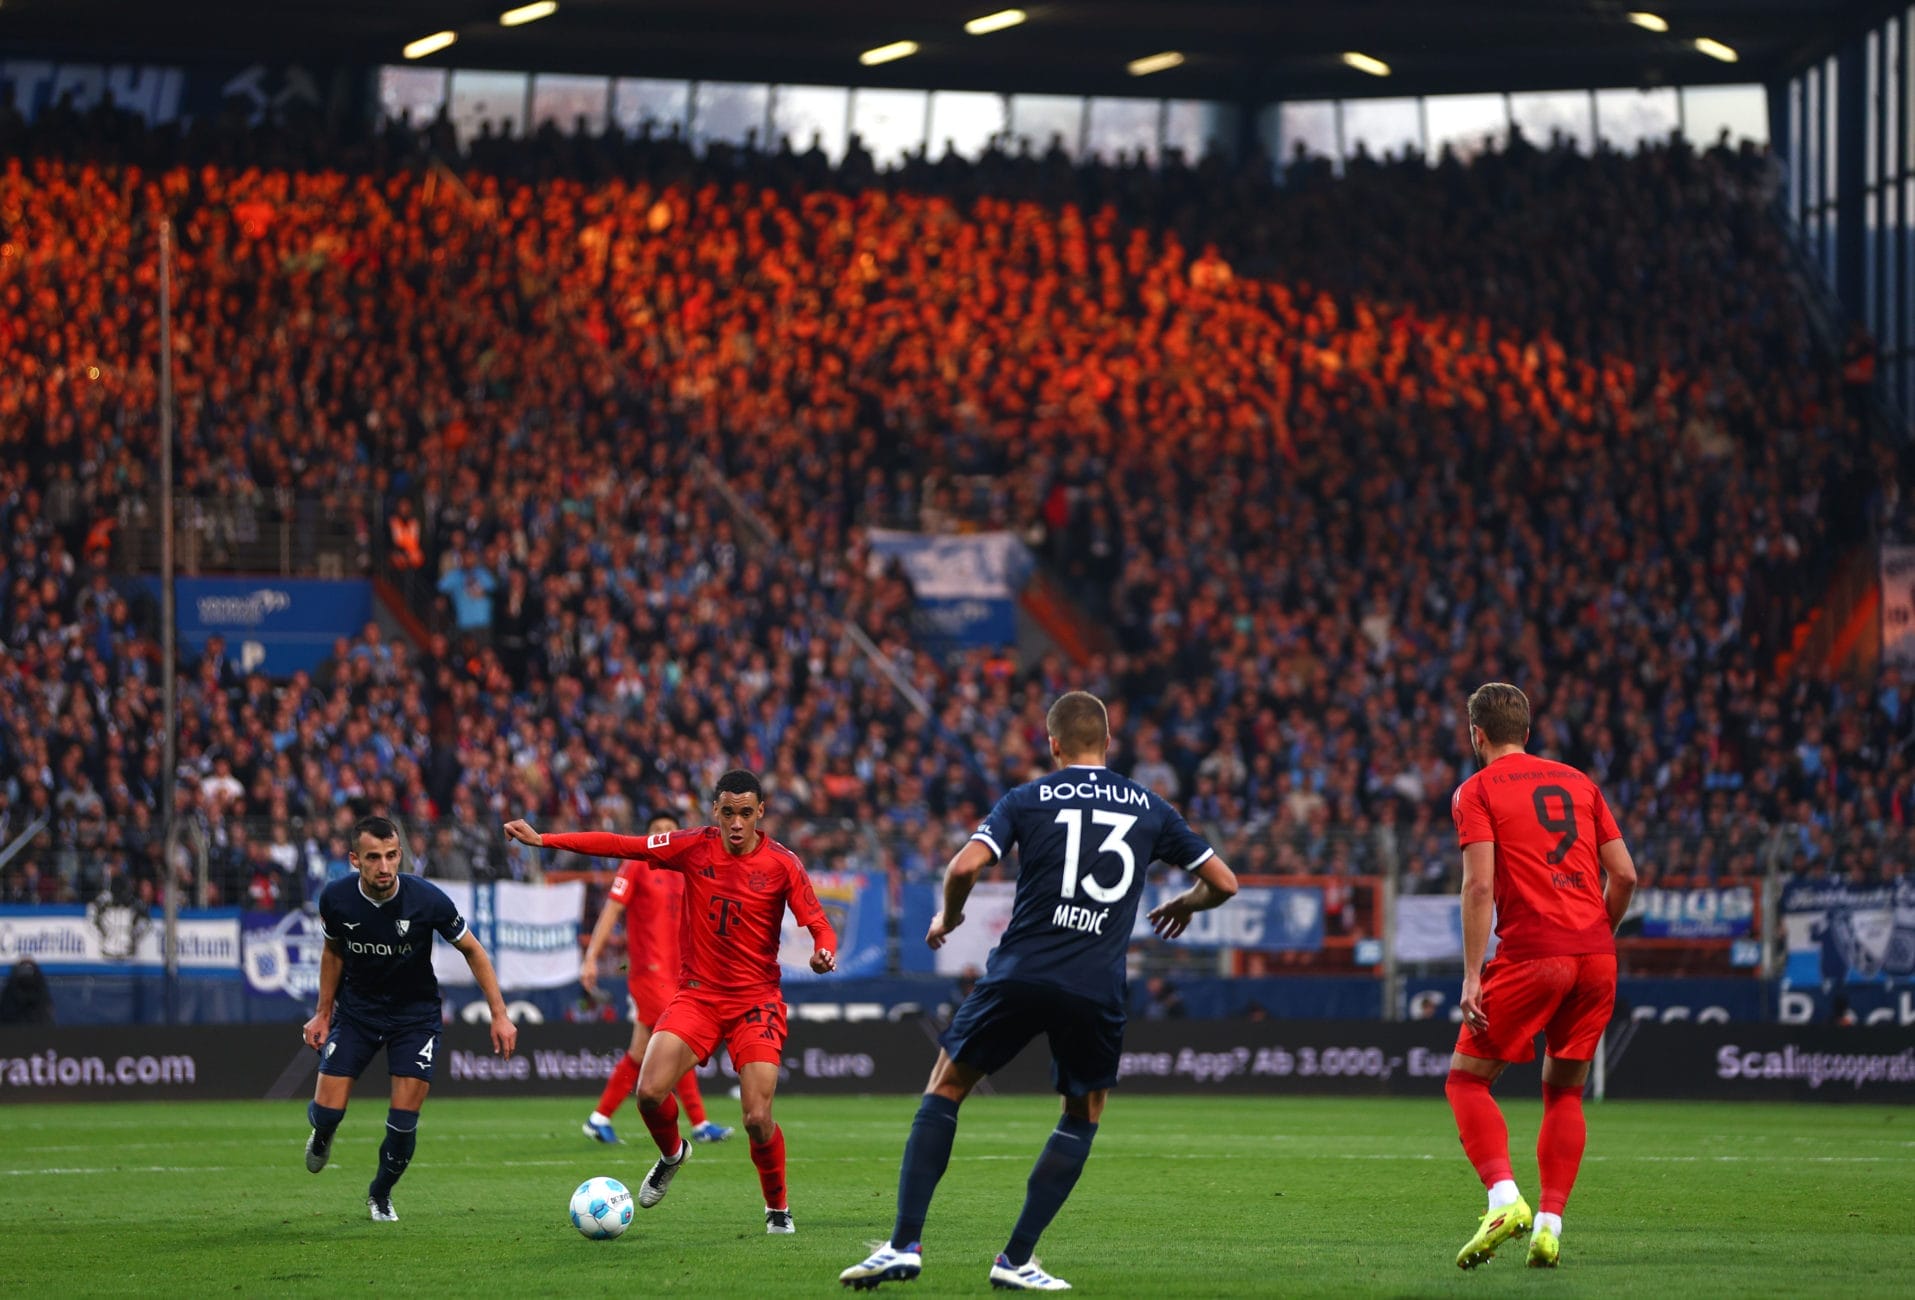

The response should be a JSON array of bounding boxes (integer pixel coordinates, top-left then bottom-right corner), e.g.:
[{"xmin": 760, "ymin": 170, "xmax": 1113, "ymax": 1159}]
[
  {"xmin": 1536, "ymin": 1212, "xmax": 1563, "ymax": 1236},
  {"xmin": 589, "ymin": 1111, "xmax": 611, "ymax": 1125},
  {"xmin": 1487, "ymin": 1180, "xmax": 1522, "ymax": 1210}
]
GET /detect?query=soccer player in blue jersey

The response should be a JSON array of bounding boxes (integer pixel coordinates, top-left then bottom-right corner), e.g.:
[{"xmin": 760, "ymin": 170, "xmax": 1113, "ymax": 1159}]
[
  {"xmin": 300, "ymin": 816, "xmax": 518, "ymax": 1222},
  {"xmin": 840, "ymin": 691, "xmax": 1239, "ymax": 1292}
]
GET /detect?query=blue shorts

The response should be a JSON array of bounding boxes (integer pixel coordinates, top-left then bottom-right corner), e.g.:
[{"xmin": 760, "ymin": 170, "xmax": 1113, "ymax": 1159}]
[
  {"xmin": 320, "ymin": 1005, "xmax": 442, "ymax": 1083},
  {"xmin": 940, "ymin": 978, "xmax": 1125, "ymax": 1096}
]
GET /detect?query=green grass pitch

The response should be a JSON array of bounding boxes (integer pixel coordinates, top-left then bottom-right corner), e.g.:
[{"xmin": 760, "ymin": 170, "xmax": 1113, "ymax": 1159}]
[{"xmin": 3, "ymin": 1094, "xmax": 1911, "ymax": 1297}]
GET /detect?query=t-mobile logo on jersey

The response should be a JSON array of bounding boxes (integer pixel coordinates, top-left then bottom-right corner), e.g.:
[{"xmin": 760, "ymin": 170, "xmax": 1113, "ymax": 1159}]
[{"xmin": 709, "ymin": 896, "xmax": 743, "ymax": 936}]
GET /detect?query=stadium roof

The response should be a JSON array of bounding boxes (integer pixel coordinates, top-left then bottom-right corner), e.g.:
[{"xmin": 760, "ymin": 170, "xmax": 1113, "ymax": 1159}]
[{"xmin": 0, "ymin": 0, "xmax": 1888, "ymax": 101}]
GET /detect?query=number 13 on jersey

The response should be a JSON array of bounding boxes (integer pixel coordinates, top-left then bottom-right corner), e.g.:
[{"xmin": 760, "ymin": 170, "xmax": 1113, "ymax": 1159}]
[{"xmin": 1053, "ymin": 809, "xmax": 1139, "ymax": 903}]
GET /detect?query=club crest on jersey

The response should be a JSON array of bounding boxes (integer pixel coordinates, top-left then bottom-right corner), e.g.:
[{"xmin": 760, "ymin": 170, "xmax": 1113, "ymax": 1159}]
[
  {"xmin": 395, "ymin": 919, "xmax": 411, "ymax": 937},
  {"xmin": 748, "ymin": 871, "xmax": 770, "ymax": 890}
]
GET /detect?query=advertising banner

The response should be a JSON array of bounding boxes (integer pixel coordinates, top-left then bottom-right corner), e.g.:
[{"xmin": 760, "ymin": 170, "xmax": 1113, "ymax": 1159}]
[
  {"xmin": 866, "ymin": 529, "xmax": 1034, "ymax": 647},
  {"xmin": 428, "ymin": 880, "xmax": 585, "ymax": 992},
  {"xmin": 1880, "ymin": 542, "xmax": 1915, "ymax": 667},
  {"xmin": 137, "ymin": 576, "xmax": 373, "ymax": 676},
  {"xmin": 3, "ymin": 1020, "xmax": 1909, "ymax": 1102},
  {"xmin": 779, "ymin": 870, "xmax": 887, "ymax": 981},
  {"xmin": 1605, "ymin": 1023, "xmax": 1915, "ymax": 1101},
  {"xmin": 1780, "ymin": 878, "xmax": 1915, "ymax": 986},
  {"xmin": 0, "ymin": 905, "xmax": 241, "ymax": 976}
]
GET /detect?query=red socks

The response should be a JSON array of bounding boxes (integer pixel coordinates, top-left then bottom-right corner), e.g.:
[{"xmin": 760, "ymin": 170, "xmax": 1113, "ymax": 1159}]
[
  {"xmin": 598, "ymin": 1054, "xmax": 707, "ymax": 1132},
  {"xmin": 1537, "ymin": 1082, "xmax": 1587, "ymax": 1215},
  {"xmin": 675, "ymin": 1070, "xmax": 708, "ymax": 1126},
  {"xmin": 1445, "ymin": 1069, "xmax": 1513, "ymax": 1187},
  {"xmin": 750, "ymin": 1125, "xmax": 787, "ymax": 1211},
  {"xmin": 597, "ymin": 1052, "xmax": 640, "ymax": 1118},
  {"xmin": 639, "ymin": 1091, "xmax": 682, "ymax": 1159}
]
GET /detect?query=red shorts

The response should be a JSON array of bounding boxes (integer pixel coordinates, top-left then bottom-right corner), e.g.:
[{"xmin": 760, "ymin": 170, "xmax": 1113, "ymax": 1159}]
[
  {"xmin": 652, "ymin": 988, "xmax": 788, "ymax": 1069},
  {"xmin": 1455, "ymin": 952, "xmax": 1617, "ymax": 1064},
  {"xmin": 628, "ymin": 976, "xmax": 676, "ymax": 1028}
]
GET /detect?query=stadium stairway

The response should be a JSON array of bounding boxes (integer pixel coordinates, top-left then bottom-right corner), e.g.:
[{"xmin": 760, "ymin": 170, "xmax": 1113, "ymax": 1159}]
[
  {"xmin": 1773, "ymin": 544, "xmax": 1880, "ymax": 679},
  {"xmin": 1017, "ymin": 569, "xmax": 1114, "ymax": 668}
]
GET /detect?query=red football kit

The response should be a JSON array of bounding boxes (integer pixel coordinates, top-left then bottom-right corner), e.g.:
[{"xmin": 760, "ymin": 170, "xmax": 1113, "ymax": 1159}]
[
  {"xmin": 607, "ymin": 858, "xmax": 684, "ymax": 1024},
  {"xmin": 1450, "ymin": 752, "xmax": 1624, "ymax": 1063},
  {"xmin": 546, "ymin": 826, "xmax": 836, "ymax": 1068}
]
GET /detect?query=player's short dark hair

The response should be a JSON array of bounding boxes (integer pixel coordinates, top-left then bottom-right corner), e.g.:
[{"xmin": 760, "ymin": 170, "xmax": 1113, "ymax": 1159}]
[
  {"xmin": 350, "ymin": 815, "xmax": 400, "ymax": 851},
  {"xmin": 1046, "ymin": 691, "xmax": 1110, "ymax": 756},
  {"xmin": 1467, "ymin": 683, "xmax": 1530, "ymax": 746},
  {"xmin": 712, "ymin": 769, "xmax": 763, "ymax": 803},
  {"xmin": 644, "ymin": 809, "xmax": 681, "ymax": 831}
]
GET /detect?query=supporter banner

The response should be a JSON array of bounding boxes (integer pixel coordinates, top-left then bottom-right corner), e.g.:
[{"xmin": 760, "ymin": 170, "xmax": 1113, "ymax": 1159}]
[
  {"xmin": 0, "ymin": 905, "xmax": 240, "ymax": 976},
  {"xmin": 428, "ymin": 880, "xmax": 585, "ymax": 992},
  {"xmin": 1127, "ymin": 885, "xmax": 1324, "ymax": 953},
  {"xmin": 866, "ymin": 529, "xmax": 1034, "ymax": 647},
  {"xmin": 1780, "ymin": 878, "xmax": 1915, "ymax": 986},
  {"xmin": 240, "ymin": 908, "xmax": 330, "ymax": 1002},
  {"xmin": 1, "ymin": 59, "xmax": 332, "ymax": 125},
  {"xmin": 1391, "ymin": 895, "xmax": 1498, "ymax": 962},
  {"xmin": 916, "ymin": 880, "xmax": 1017, "ymax": 975},
  {"xmin": 1880, "ymin": 542, "xmax": 1915, "ymax": 667},
  {"xmin": 778, "ymin": 870, "xmax": 887, "ymax": 981},
  {"xmin": 137, "ymin": 577, "xmax": 373, "ymax": 676},
  {"xmin": 1624, "ymin": 886, "xmax": 1756, "ymax": 939},
  {"xmin": 902, "ymin": 880, "xmax": 1322, "ymax": 977}
]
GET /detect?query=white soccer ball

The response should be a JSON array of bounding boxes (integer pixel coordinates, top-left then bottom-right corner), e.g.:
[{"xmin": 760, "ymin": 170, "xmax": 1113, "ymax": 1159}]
[{"xmin": 569, "ymin": 1176, "xmax": 634, "ymax": 1240}]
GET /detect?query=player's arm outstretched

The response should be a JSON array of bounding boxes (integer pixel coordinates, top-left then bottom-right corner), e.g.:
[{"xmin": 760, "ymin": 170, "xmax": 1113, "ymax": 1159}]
[
  {"xmin": 926, "ymin": 839, "xmax": 995, "ymax": 949},
  {"xmin": 301, "ymin": 937, "xmax": 344, "ymax": 1050},
  {"xmin": 1146, "ymin": 855, "xmax": 1240, "ymax": 938},
  {"xmin": 504, "ymin": 818, "xmax": 656, "ymax": 860},
  {"xmin": 452, "ymin": 930, "xmax": 519, "ymax": 1059}
]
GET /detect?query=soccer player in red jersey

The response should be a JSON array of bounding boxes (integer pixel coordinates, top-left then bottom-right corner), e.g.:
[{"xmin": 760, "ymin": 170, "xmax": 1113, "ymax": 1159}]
[
  {"xmin": 579, "ymin": 811, "xmax": 734, "ymax": 1147},
  {"xmin": 504, "ymin": 769, "xmax": 837, "ymax": 1235},
  {"xmin": 1445, "ymin": 683, "xmax": 1637, "ymax": 1270}
]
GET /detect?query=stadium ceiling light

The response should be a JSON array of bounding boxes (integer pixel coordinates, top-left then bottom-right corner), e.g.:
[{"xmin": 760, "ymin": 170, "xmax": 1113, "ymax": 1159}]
[
  {"xmin": 860, "ymin": 39, "xmax": 920, "ymax": 66},
  {"xmin": 1127, "ymin": 51, "xmax": 1185, "ymax": 77},
  {"xmin": 500, "ymin": 1, "xmax": 558, "ymax": 26},
  {"xmin": 1341, "ymin": 51, "xmax": 1391, "ymax": 77},
  {"xmin": 1626, "ymin": 12, "xmax": 1670, "ymax": 33},
  {"xmin": 1694, "ymin": 37, "xmax": 1739, "ymax": 63},
  {"xmin": 964, "ymin": 9, "xmax": 1027, "ymax": 36},
  {"xmin": 402, "ymin": 31, "xmax": 458, "ymax": 59}
]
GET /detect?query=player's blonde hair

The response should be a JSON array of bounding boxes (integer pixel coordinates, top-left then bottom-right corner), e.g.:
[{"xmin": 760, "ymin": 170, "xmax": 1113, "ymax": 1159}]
[
  {"xmin": 1047, "ymin": 691, "xmax": 1110, "ymax": 757},
  {"xmin": 1467, "ymin": 682, "xmax": 1530, "ymax": 746}
]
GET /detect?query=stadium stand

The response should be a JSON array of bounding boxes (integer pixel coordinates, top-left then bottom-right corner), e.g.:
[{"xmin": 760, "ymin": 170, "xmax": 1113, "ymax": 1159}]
[{"xmin": 0, "ymin": 97, "xmax": 1906, "ymax": 945}]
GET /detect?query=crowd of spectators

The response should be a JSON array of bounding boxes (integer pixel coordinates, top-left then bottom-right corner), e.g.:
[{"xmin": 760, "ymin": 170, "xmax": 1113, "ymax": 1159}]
[{"xmin": 0, "ymin": 92, "xmax": 1909, "ymax": 931}]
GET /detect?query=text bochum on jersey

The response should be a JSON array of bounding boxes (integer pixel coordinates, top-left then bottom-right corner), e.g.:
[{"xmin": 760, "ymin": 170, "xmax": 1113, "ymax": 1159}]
[{"xmin": 971, "ymin": 765, "xmax": 1215, "ymax": 1007}]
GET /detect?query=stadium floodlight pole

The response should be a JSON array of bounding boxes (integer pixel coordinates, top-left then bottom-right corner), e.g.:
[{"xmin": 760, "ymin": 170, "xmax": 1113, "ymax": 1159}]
[{"xmin": 160, "ymin": 216, "xmax": 180, "ymax": 1024}]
